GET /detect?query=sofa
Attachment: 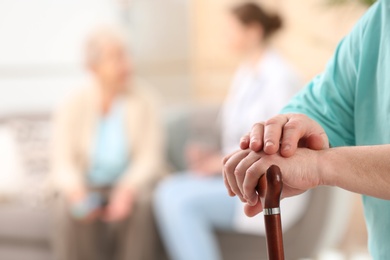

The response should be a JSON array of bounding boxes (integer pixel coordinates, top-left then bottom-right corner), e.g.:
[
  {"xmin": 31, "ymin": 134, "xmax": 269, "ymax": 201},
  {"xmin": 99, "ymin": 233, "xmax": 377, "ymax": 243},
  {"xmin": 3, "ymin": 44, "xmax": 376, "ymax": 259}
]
[{"xmin": 0, "ymin": 108, "xmax": 352, "ymax": 260}]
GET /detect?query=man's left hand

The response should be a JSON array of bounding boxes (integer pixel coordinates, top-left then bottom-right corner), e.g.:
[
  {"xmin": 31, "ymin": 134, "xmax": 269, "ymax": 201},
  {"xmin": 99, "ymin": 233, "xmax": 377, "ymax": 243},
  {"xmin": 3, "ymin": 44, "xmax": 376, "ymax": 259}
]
[{"xmin": 223, "ymin": 148, "xmax": 323, "ymax": 217}]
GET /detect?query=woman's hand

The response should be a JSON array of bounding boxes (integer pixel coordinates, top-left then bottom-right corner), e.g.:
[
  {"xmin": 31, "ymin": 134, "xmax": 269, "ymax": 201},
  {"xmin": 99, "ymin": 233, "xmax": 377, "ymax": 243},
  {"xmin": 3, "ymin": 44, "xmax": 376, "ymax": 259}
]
[
  {"xmin": 103, "ymin": 186, "xmax": 136, "ymax": 222},
  {"xmin": 68, "ymin": 188, "xmax": 104, "ymax": 223},
  {"xmin": 240, "ymin": 114, "xmax": 329, "ymax": 156},
  {"xmin": 186, "ymin": 143, "xmax": 222, "ymax": 176},
  {"xmin": 223, "ymin": 148, "xmax": 323, "ymax": 217}
]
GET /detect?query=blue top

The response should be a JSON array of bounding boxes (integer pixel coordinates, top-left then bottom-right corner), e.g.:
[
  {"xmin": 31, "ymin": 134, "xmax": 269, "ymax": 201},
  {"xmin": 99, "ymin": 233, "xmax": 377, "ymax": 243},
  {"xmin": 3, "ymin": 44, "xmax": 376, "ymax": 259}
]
[
  {"xmin": 281, "ymin": 1, "xmax": 390, "ymax": 258},
  {"xmin": 87, "ymin": 99, "xmax": 130, "ymax": 187}
]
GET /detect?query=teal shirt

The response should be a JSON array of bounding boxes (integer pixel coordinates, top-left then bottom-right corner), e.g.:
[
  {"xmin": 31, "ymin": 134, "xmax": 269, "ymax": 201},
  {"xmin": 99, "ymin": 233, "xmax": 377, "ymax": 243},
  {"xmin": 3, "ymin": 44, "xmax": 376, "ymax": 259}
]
[
  {"xmin": 280, "ymin": 1, "xmax": 390, "ymax": 258},
  {"xmin": 88, "ymin": 99, "xmax": 130, "ymax": 187}
]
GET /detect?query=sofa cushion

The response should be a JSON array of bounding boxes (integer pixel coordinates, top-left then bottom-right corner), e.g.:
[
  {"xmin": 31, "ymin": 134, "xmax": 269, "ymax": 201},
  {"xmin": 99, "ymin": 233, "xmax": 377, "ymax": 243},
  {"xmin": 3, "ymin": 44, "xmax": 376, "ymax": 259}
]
[
  {"xmin": 164, "ymin": 105, "xmax": 221, "ymax": 172},
  {"xmin": 0, "ymin": 204, "xmax": 50, "ymax": 242},
  {"xmin": 0, "ymin": 242, "xmax": 52, "ymax": 260},
  {"xmin": 0, "ymin": 127, "xmax": 24, "ymax": 200}
]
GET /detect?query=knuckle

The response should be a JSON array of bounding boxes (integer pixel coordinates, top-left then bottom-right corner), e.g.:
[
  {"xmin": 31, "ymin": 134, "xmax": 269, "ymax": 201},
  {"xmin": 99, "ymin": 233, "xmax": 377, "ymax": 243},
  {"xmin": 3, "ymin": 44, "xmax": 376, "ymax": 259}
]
[
  {"xmin": 234, "ymin": 168, "xmax": 243, "ymax": 177},
  {"xmin": 284, "ymin": 120, "xmax": 300, "ymax": 131},
  {"xmin": 252, "ymin": 122, "xmax": 264, "ymax": 129},
  {"xmin": 224, "ymin": 161, "xmax": 235, "ymax": 175},
  {"xmin": 265, "ymin": 117, "xmax": 280, "ymax": 127},
  {"xmin": 246, "ymin": 166, "xmax": 258, "ymax": 177}
]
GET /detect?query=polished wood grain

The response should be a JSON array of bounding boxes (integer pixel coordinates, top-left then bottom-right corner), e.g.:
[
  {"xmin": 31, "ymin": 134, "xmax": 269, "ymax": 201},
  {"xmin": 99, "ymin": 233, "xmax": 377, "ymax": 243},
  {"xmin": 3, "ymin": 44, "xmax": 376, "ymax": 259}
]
[{"xmin": 257, "ymin": 165, "xmax": 285, "ymax": 260}]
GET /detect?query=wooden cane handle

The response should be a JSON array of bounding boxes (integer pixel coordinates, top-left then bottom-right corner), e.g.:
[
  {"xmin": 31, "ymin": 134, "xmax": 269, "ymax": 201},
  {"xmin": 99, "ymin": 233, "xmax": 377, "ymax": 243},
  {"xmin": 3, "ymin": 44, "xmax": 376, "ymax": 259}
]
[{"xmin": 257, "ymin": 165, "xmax": 285, "ymax": 260}]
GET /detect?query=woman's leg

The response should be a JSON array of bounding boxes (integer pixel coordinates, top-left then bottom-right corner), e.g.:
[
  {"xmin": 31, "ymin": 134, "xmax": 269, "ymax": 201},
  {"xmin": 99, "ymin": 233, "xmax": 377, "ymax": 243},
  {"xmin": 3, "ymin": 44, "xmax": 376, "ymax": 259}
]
[
  {"xmin": 51, "ymin": 193, "xmax": 106, "ymax": 260},
  {"xmin": 114, "ymin": 186, "xmax": 159, "ymax": 260},
  {"xmin": 154, "ymin": 174, "xmax": 236, "ymax": 260}
]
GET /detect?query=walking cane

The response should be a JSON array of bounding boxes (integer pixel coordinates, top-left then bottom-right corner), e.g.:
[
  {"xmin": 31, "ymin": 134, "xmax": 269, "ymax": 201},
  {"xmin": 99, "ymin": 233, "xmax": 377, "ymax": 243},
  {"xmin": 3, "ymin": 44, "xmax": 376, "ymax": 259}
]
[{"xmin": 257, "ymin": 165, "xmax": 285, "ymax": 260}]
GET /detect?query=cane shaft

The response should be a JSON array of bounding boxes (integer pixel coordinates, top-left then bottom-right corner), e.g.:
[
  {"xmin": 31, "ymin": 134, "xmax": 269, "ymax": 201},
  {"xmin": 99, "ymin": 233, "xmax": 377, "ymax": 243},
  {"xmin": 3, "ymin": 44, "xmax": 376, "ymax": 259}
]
[
  {"xmin": 257, "ymin": 165, "xmax": 285, "ymax": 260},
  {"xmin": 264, "ymin": 214, "xmax": 285, "ymax": 260}
]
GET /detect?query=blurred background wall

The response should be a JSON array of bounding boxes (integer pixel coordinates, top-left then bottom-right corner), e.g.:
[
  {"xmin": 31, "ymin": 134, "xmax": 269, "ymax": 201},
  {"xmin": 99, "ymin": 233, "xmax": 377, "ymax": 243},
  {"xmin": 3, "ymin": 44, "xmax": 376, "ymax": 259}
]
[
  {"xmin": 190, "ymin": 0, "xmax": 367, "ymax": 102},
  {"xmin": 0, "ymin": 0, "xmax": 120, "ymax": 114},
  {"xmin": 0, "ymin": 0, "xmax": 368, "ymax": 112}
]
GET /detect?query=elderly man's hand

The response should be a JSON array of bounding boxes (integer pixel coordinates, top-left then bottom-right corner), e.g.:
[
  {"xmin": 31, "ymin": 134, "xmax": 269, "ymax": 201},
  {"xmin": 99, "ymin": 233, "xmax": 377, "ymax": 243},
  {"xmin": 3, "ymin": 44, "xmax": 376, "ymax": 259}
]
[
  {"xmin": 240, "ymin": 114, "xmax": 329, "ymax": 157},
  {"xmin": 223, "ymin": 148, "xmax": 323, "ymax": 217}
]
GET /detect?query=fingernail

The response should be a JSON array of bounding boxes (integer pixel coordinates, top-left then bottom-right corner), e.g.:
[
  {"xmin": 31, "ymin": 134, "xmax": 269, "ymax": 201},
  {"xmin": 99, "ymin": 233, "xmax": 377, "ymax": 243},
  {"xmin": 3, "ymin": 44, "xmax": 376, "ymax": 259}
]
[
  {"xmin": 251, "ymin": 138, "xmax": 258, "ymax": 143},
  {"xmin": 283, "ymin": 144, "xmax": 291, "ymax": 151},
  {"xmin": 265, "ymin": 141, "xmax": 274, "ymax": 147}
]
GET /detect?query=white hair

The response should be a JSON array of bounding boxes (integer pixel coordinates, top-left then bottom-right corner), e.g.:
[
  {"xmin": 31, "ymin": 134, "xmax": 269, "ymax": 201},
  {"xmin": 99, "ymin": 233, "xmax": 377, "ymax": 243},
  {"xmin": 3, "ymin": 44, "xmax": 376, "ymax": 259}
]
[{"xmin": 84, "ymin": 25, "xmax": 129, "ymax": 65}]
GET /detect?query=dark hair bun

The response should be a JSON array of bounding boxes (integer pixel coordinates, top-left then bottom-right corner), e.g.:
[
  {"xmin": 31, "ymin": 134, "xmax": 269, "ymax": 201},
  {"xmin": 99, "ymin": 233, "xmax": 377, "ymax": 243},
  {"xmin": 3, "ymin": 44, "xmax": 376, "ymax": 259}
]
[
  {"xmin": 231, "ymin": 2, "xmax": 283, "ymax": 39},
  {"xmin": 266, "ymin": 14, "xmax": 283, "ymax": 36}
]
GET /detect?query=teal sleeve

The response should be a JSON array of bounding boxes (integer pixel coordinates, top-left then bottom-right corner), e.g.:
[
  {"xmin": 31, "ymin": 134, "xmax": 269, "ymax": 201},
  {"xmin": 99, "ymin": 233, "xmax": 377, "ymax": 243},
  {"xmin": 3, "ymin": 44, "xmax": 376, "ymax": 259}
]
[{"xmin": 280, "ymin": 4, "xmax": 375, "ymax": 147}]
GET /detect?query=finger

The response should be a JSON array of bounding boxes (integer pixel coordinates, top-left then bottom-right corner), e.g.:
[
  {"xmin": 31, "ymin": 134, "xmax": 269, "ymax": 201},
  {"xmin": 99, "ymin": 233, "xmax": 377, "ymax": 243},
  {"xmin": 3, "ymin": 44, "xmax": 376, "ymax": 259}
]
[
  {"xmin": 234, "ymin": 152, "xmax": 262, "ymax": 197},
  {"xmin": 240, "ymin": 133, "xmax": 250, "ymax": 150},
  {"xmin": 279, "ymin": 117, "xmax": 304, "ymax": 157},
  {"xmin": 222, "ymin": 150, "xmax": 242, "ymax": 197},
  {"xmin": 223, "ymin": 169, "xmax": 235, "ymax": 197},
  {"xmin": 222, "ymin": 149, "xmax": 241, "ymax": 165},
  {"xmin": 263, "ymin": 115, "xmax": 288, "ymax": 154},
  {"xmin": 244, "ymin": 200, "xmax": 263, "ymax": 217},
  {"xmin": 249, "ymin": 123, "xmax": 265, "ymax": 152},
  {"xmin": 243, "ymin": 158, "xmax": 268, "ymax": 206},
  {"xmin": 224, "ymin": 150, "xmax": 251, "ymax": 202},
  {"xmin": 280, "ymin": 115, "xmax": 329, "ymax": 157}
]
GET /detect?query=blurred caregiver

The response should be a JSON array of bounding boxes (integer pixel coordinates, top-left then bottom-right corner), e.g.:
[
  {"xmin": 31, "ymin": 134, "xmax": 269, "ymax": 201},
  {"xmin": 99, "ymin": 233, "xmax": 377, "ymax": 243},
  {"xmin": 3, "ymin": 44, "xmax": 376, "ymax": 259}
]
[
  {"xmin": 51, "ymin": 27, "xmax": 164, "ymax": 260},
  {"xmin": 223, "ymin": 1, "xmax": 390, "ymax": 259},
  {"xmin": 154, "ymin": 3, "xmax": 308, "ymax": 260}
]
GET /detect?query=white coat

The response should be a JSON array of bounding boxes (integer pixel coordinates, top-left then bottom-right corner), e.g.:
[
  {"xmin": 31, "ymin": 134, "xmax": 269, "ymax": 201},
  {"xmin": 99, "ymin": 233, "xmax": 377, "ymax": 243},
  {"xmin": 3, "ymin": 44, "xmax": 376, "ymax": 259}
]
[{"xmin": 221, "ymin": 50, "xmax": 310, "ymax": 235}]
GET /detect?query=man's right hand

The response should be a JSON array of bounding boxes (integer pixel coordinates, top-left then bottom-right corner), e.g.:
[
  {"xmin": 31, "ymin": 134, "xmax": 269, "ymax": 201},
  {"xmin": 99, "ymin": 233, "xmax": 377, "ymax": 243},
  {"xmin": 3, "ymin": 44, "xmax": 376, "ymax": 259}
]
[{"xmin": 239, "ymin": 114, "xmax": 330, "ymax": 157}]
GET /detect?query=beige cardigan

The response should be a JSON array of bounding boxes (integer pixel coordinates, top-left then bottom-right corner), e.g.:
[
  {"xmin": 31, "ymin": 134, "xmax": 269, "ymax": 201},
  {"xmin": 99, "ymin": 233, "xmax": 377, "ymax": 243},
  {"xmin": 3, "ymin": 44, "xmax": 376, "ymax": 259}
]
[{"xmin": 51, "ymin": 82, "xmax": 164, "ymax": 194}]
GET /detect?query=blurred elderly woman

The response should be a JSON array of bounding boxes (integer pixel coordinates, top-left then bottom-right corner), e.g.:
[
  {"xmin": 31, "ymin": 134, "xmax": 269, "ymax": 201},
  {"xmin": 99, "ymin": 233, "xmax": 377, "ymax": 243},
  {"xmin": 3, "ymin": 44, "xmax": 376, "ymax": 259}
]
[{"xmin": 51, "ymin": 27, "xmax": 164, "ymax": 260}]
